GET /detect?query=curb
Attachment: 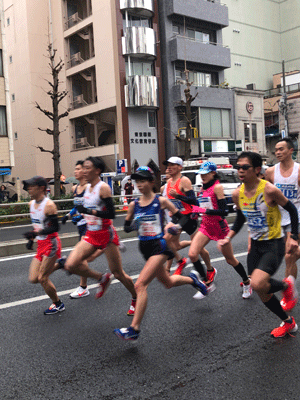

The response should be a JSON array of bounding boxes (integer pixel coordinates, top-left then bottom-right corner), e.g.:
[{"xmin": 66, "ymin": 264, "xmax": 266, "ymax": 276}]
[{"xmin": 0, "ymin": 214, "xmax": 236, "ymax": 258}]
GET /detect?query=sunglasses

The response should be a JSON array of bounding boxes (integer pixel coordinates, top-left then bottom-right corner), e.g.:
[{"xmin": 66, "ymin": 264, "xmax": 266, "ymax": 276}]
[{"xmin": 236, "ymin": 164, "xmax": 253, "ymax": 171}]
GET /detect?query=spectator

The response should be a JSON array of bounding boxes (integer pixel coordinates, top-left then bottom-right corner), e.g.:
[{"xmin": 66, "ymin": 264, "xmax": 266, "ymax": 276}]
[
  {"xmin": 124, "ymin": 178, "xmax": 134, "ymax": 203},
  {"xmin": 0, "ymin": 185, "xmax": 9, "ymax": 202}
]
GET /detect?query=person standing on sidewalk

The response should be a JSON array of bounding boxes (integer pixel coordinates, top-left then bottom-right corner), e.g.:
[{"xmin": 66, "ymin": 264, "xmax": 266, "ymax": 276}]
[
  {"xmin": 265, "ymin": 137, "xmax": 300, "ymax": 311},
  {"xmin": 23, "ymin": 176, "xmax": 64, "ymax": 315},
  {"xmin": 218, "ymin": 151, "xmax": 299, "ymax": 338}
]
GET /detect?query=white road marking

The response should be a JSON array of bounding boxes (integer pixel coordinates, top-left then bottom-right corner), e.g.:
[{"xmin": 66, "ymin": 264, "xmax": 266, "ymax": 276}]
[{"xmin": 0, "ymin": 251, "xmax": 248, "ymax": 310}]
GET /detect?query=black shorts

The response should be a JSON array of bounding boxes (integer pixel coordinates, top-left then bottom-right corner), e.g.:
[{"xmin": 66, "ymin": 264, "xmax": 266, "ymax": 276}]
[
  {"xmin": 180, "ymin": 214, "xmax": 198, "ymax": 236},
  {"xmin": 247, "ymin": 238, "xmax": 285, "ymax": 276},
  {"xmin": 139, "ymin": 238, "xmax": 174, "ymax": 261}
]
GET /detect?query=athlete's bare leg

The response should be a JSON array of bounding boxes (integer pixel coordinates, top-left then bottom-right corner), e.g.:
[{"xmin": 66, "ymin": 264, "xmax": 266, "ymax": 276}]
[{"xmin": 29, "ymin": 255, "xmax": 60, "ymax": 302}]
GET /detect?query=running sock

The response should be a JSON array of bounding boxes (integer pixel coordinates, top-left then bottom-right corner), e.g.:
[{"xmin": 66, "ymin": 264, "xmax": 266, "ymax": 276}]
[
  {"xmin": 268, "ymin": 278, "xmax": 285, "ymax": 294},
  {"xmin": 233, "ymin": 262, "xmax": 248, "ymax": 282},
  {"xmin": 193, "ymin": 259, "xmax": 206, "ymax": 280},
  {"xmin": 57, "ymin": 258, "xmax": 66, "ymax": 269},
  {"xmin": 263, "ymin": 295, "xmax": 288, "ymax": 321},
  {"xmin": 80, "ymin": 285, "xmax": 87, "ymax": 289},
  {"xmin": 55, "ymin": 300, "xmax": 62, "ymax": 307}
]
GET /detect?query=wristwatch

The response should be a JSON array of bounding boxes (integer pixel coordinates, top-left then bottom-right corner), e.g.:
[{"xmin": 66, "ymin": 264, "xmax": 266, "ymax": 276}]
[{"xmin": 291, "ymin": 233, "xmax": 298, "ymax": 241}]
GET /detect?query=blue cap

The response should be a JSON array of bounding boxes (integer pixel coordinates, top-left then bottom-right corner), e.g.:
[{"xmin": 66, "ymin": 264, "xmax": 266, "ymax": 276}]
[{"xmin": 197, "ymin": 161, "xmax": 217, "ymax": 175}]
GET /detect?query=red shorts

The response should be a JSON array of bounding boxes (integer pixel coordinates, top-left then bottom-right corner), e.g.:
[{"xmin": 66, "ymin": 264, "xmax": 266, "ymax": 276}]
[
  {"xmin": 35, "ymin": 236, "xmax": 61, "ymax": 262},
  {"xmin": 83, "ymin": 225, "xmax": 120, "ymax": 249}
]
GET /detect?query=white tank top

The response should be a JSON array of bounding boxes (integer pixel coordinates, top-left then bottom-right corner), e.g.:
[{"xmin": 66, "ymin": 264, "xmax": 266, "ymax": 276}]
[
  {"xmin": 83, "ymin": 181, "xmax": 112, "ymax": 231},
  {"xmin": 162, "ymin": 184, "xmax": 172, "ymax": 224},
  {"xmin": 274, "ymin": 162, "xmax": 300, "ymax": 226},
  {"xmin": 30, "ymin": 197, "xmax": 50, "ymax": 240}
]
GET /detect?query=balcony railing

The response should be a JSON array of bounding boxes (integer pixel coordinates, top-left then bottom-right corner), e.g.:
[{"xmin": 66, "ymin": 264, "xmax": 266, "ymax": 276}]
[
  {"xmin": 125, "ymin": 75, "xmax": 158, "ymax": 107},
  {"xmin": 120, "ymin": 0, "xmax": 154, "ymax": 17},
  {"xmin": 70, "ymin": 94, "xmax": 89, "ymax": 110},
  {"xmin": 72, "ymin": 137, "xmax": 93, "ymax": 150},
  {"xmin": 264, "ymin": 83, "xmax": 300, "ymax": 98},
  {"xmin": 67, "ymin": 52, "xmax": 85, "ymax": 69},
  {"xmin": 65, "ymin": 12, "xmax": 82, "ymax": 30},
  {"xmin": 122, "ymin": 27, "xmax": 156, "ymax": 59}
]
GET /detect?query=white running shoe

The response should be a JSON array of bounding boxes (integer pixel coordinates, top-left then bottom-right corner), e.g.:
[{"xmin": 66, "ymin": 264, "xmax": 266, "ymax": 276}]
[
  {"xmin": 242, "ymin": 283, "xmax": 252, "ymax": 299},
  {"xmin": 193, "ymin": 282, "xmax": 216, "ymax": 300},
  {"xmin": 69, "ymin": 286, "xmax": 90, "ymax": 299},
  {"xmin": 119, "ymin": 242, "xmax": 127, "ymax": 253}
]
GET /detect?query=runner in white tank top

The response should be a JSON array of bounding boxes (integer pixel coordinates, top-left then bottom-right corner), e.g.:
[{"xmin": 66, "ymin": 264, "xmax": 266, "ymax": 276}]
[
  {"xmin": 23, "ymin": 176, "xmax": 64, "ymax": 315},
  {"xmin": 265, "ymin": 137, "xmax": 300, "ymax": 311},
  {"xmin": 63, "ymin": 157, "xmax": 137, "ymax": 315}
]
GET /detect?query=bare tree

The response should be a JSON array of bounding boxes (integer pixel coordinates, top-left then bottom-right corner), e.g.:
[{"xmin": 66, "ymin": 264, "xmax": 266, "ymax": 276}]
[
  {"xmin": 176, "ymin": 70, "xmax": 198, "ymax": 160},
  {"xmin": 35, "ymin": 43, "xmax": 69, "ymax": 198}
]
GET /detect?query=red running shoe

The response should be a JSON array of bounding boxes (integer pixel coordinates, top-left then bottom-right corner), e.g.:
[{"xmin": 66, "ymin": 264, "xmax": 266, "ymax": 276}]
[
  {"xmin": 173, "ymin": 258, "xmax": 187, "ymax": 275},
  {"xmin": 206, "ymin": 267, "xmax": 217, "ymax": 284},
  {"xmin": 95, "ymin": 273, "xmax": 113, "ymax": 299},
  {"xmin": 127, "ymin": 298, "xmax": 136, "ymax": 316},
  {"xmin": 271, "ymin": 317, "xmax": 298, "ymax": 338},
  {"xmin": 281, "ymin": 276, "xmax": 298, "ymax": 311}
]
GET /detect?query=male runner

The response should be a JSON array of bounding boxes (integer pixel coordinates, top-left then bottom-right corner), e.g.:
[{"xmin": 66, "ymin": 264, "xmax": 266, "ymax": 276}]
[
  {"xmin": 63, "ymin": 156, "xmax": 136, "ymax": 314},
  {"xmin": 23, "ymin": 176, "xmax": 64, "ymax": 315},
  {"xmin": 265, "ymin": 137, "xmax": 300, "ymax": 311},
  {"xmin": 218, "ymin": 151, "xmax": 299, "ymax": 338}
]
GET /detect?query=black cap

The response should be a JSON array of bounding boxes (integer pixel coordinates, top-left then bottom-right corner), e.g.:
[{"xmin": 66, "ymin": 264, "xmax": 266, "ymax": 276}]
[
  {"xmin": 22, "ymin": 176, "xmax": 48, "ymax": 191},
  {"xmin": 131, "ymin": 166, "xmax": 154, "ymax": 181}
]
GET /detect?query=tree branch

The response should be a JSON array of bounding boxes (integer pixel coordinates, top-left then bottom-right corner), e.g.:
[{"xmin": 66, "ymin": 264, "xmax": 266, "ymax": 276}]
[
  {"xmin": 35, "ymin": 102, "xmax": 54, "ymax": 120},
  {"xmin": 58, "ymin": 110, "xmax": 69, "ymax": 120},
  {"xmin": 37, "ymin": 127, "xmax": 54, "ymax": 135},
  {"xmin": 35, "ymin": 145, "xmax": 54, "ymax": 154}
]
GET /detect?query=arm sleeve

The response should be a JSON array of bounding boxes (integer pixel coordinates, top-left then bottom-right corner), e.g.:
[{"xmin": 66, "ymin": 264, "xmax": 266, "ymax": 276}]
[
  {"xmin": 205, "ymin": 198, "xmax": 228, "ymax": 217},
  {"xmin": 69, "ymin": 207, "xmax": 77, "ymax": 217},
  {"xmin": 124, "ymin": 220, "xmax": 134, "ymax": 233},
  {"xmin": 175, "ymin": 190, "xmax": 199, "ymax": 206},
  {"xmin": 231, "ymin": 209, "xmax": 246, "ymax": 234},
  {"xmin": 94, "ymin": 197, "xmax": 115, "ymax": 219},
  {"xmin": 39, "ymin": 214, "xmax": 60, "ymax": 235},
  {"xmin": 282, "ymin": 200, "xmax": 299, "ymax": 235}
]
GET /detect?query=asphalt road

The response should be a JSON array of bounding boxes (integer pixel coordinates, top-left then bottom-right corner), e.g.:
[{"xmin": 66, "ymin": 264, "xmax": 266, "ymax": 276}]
[{"xmin": 1, "ymin": 227, "xmax": 300, "ymax": 400}]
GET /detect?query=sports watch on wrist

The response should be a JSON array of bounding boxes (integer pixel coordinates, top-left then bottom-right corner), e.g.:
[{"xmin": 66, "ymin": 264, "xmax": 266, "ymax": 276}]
[{"xmin": 291, "ymin": 233, "xmax": 298, "ymax": 241}]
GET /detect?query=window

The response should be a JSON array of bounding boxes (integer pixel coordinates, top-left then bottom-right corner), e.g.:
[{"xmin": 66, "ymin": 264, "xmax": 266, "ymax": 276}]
[
  {"xmin": 125, "ymin": 60, "xmax": 154, "ymax": 79},
  {"xmin": 186, "ymin": 28, "xmax": 210, "ymax": 43},
  {"xmin": 9, "ymin": 55, "xmax": 12, "ymax": 64},
  {"xmin": 175, "ymin": 68, "xmax": 212, "ymax": 87},
  {"xmin": 244, "ymin": 123, "xmax": 250, "ymax": 143},
  {"xmin": 123, "ymin": 15, "xmax": 151, "ymax": 29},
  {"xmin": 14, "ymin": 132, "xmax": 18, "ymax": 140},
  {"xmin": 12, "ymin": 94, "xmax": 15, "ymax": 102},
  {"xmin": 0, "ymin": 106, "xmax": 7, "ymax": 136},
  {"xmin": 252, "ymin": 123, "xmax": 257, "ymax": 142},
  {"xmin": 172, "ymin": 24, "xmax": 180, "ymax": 35},
  {"xmin": 200, "ymin": 108, "xmax": 231, "ymax": 138},
  {"xmin": 148, "ymin": 111, "xmax": 156, "ymax": 128},
  {"xmin": 6, "ymin": 17, "xmax": 10, "ymax": 26}
]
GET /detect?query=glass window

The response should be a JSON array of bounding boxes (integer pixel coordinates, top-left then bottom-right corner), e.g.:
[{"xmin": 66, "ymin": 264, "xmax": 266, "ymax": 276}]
[
  {"xmin": 222, "ymin": 110, "xmax": 230, "ymax": 137},
  {"xmin": 200, "ymin": 108, "xmax": 231, "ymax": 138},
  {"xmin": 244, "ymin": 123, "xmax": 250, "ymax": 143},
  {"xmin": 148, "ymin": 111, "xmax": 156, "ymax": 128},
  {"xmin": 7, "ymin": 17, "xmax": 10, "ymax": 26},
  {"xmin": 205, "ymin": 74, "xmax": 211, "ymax": 86},
  {"xmin": 9, "ymin": 55, "xmax": 12, "ymax": 64},
  {"xmin": 143, "ymin": 63, "xmax": 152, "ymax": 76},
  {"xmin": 172, "ymin": 24, "xmax": 180, "ymax": 35},
  {"xmin": 203, "ymin": 33, "xmax": 210, "ymax": 44},
  {"xmin": 12, "ymin": 94, "xmax": 15, "ymax": 102},
  {"xmin": 0, "ymin": 50, "xmax": 3, "ymax": 76},
  {"xmin": 195, "ymin": 31, "xmax": 203, "ymax": 42},
  {"xmin": 187, "ymin": 29, "xmax": 195, "ymax": 40},
  {"xmin": 0, "ymin": 106, "xmax": 7, "ymax": 136},
  {"xmin": 200, "ymin": 109, "xmax": 211, "ymax": 137},
  {"xmin": 252, "ymin": 123, "xmax": 257, "ymax": 142},
  {"xmin": 132, "ymin": 62, "xmax": 143, "ymax": 75},
  {"xmin": 211, "ymin": 109, "xmax": 222, "ymax": 137}
]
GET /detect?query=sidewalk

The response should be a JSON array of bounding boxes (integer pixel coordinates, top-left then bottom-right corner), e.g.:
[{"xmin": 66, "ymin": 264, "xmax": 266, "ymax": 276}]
[{"xmin": 0, "ymin": 214, "xmax": 236, "ymax": 258}]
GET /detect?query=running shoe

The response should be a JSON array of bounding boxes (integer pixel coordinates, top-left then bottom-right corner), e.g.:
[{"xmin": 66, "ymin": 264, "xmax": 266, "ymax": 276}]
[
  {"xmin": 57, "ymin": 256, "xmax": 67, "ymax": 270},
  {"xmin": 119, "ymin": 242, "xmax": 127, "ymax": 253},
  {"xmin": 114, "ymin": 326, "xmax": 140, "ymax": 341},
  {"xmin": 95, "ymin": 273, "xmax": 113, "ymax": 299},
  {"xmin": 206, "ymin": 267, "xmax": 217, "ymax": 284},
  {"xmin": 193, "ymin": 282, "xmax": 216, "ymax": 299},
  {"xmin": 44, "ymin": 302, "xmax": 65, "ymax": 315},
  {"xmin": 127, "ymin": 298, "xmax": 136, "ymax": 316},
  {"xmin": 271, "ymin": 317, "xmax": 298, "ymax": 338},
  {"xmin": 167, "ymin": 224, "xmax": 182, "ymax": 236},
  {"xmin": 242, "ymin": 283, "xmax": 252, "ymax": 299},
  {"xmin": 69, "ymin": 286, "xmax": 90, "ymax": 299},
  {"xmin": 282, "ymin": 276, "xmax": 298, "ymax": 311},
  {"xmin": 173, "ymin": 258, "xmax": 187, "ymax": 275},
  {"xmin": 189, "ymin": 270, "xmax": 207, "ymax": 296}
]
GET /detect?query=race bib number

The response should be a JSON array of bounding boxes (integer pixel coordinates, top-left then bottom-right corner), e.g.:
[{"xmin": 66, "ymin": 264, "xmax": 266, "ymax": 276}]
[
  {"xmin": 85, "ymin": 214, "xmax": 102, "ymax": 231},
  {"xmin": 139, "ymin": 215, "xmax": 162, "ymax": 237},
  {"xmin": 243, "ymin": 210, "xmax": 268, "ymax": 232},
  {"xmin": 275, "ymin": 183, "xmax": 297, "ymax": 200},
  {"xmin": 198, "ymin": 196, "xmax": 213, "ymax": 210}
]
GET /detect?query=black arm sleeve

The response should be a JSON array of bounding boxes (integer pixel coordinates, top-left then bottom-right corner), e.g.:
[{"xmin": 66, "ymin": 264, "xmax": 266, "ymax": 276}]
[
  {"xmin": 94, "ymin": 197, "xmax": 115, "ymax": 219},
  {"xmin": 205, "ymin": 198, "xmax": 228, "ymax": 217},
  {"xmin": 39, "ymin": 214, "xmax": 60, "ymax": 236},
  {"xmin": 283, "ymin": 200, "xmax": 299, "ymax": 235},
  {"xmin": 175, "ymin": 190, "xmax": 198, "ymax": 206},
  {"xmin": 231, "ymin": 209, "xmax": 246, "ymax": 234},
  {"xmin": 124, "ymin": 220, "xmax": 134, "ymax": 233}
]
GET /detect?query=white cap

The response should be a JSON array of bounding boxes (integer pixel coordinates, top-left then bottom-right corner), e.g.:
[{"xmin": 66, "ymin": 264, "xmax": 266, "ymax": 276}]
[{"xmin": 163, "ymin": 157, "xmax": 183, "ymax": 166}]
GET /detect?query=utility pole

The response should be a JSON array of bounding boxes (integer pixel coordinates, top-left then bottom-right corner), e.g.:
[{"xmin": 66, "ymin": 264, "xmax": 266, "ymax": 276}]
[{"xmin": 280, "ymin": 60, "xmax": 289, "ymax": 138}]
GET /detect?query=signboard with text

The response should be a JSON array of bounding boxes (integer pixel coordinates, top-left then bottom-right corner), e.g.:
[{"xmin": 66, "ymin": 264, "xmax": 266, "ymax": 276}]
[{"xmin": 117, "ymin": 159, "xmax": 128, "ymax": 174}]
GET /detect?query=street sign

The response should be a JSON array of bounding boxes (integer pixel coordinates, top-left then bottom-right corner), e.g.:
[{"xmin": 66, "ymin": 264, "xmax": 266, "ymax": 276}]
[
  {"xmin": 117, "ymin": 159, "xmax": 127, "ymax": 174},
  {"xmin": 281, "ymin": 130, "xmax": 286, "ymax": 138}
]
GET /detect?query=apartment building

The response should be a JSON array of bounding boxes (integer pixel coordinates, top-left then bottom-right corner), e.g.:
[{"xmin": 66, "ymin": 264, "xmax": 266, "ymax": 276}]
[{"xmin": 0, "ymin": 13, "xmax": 14, "ymax": 183}]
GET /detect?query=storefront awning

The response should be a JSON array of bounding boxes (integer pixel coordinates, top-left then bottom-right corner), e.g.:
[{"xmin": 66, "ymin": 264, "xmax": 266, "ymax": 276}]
[{"xmin": 0, "ymin": 168, "xmax": 11, "ymax": 176}]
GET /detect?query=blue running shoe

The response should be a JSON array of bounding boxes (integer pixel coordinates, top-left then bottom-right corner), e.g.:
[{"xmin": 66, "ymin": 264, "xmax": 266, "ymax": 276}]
[
  {"xmin": 44, "ymin": 302, "xmax": 65, "ymax": 315},
  {"xmin": 189, "ymin": 270, "xmax": 207, "ymax": 296},
  {"xmin": 57, "ymin": 256, "xmax": 66, "ymax": 270},
  {"xmin": 114, "ymin": 326, "xmax": 140, "ymax": 341}
]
